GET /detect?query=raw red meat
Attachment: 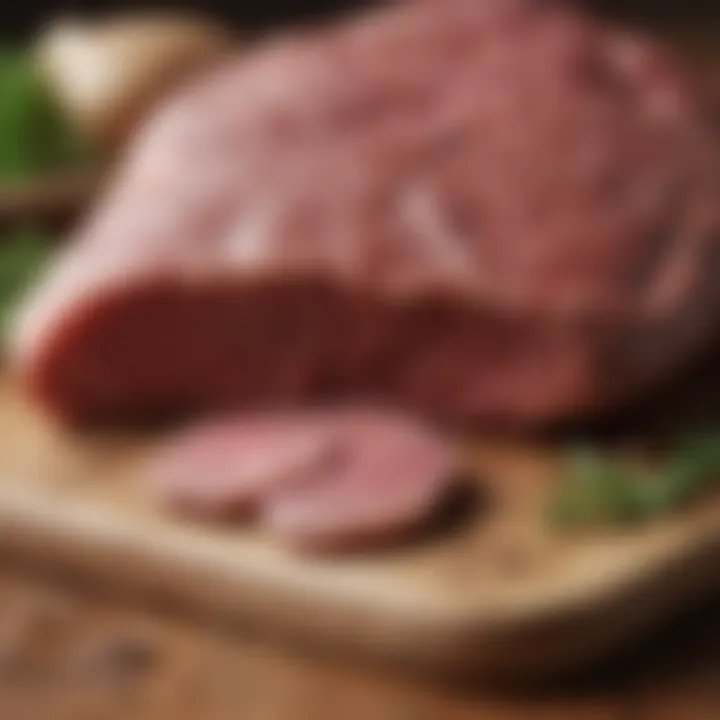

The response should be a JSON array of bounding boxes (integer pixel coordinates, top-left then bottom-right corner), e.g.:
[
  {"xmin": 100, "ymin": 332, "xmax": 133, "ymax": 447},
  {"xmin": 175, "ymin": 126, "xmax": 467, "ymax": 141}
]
[
  {"xmin": 149, "ymin": 414, "xmax": 335, "ymax": 520},
  {"xmin": 262, "ymin": 409, "xmax": 459, "ymax": 551},
  {"xmin": 149, "ymin": 408, "xmax": 459, "ymax": 551},
  {"xmin": 11, "ymin": 0, "xmax": 720, "ymax": 426}
]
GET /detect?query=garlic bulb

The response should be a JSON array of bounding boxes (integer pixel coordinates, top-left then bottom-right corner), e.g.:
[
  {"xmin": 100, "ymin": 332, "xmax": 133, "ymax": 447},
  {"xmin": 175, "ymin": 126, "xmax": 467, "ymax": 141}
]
[{"xmin": 35, "ymin": 14, "xmax": 235, "ymax": 147}]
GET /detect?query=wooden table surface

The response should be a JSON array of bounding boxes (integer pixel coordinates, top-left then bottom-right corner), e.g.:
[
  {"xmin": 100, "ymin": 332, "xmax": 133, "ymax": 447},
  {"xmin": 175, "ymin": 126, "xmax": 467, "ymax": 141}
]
[{"xmin": 0, "ymin": 563, "xmax": 716, "ymax": 720}]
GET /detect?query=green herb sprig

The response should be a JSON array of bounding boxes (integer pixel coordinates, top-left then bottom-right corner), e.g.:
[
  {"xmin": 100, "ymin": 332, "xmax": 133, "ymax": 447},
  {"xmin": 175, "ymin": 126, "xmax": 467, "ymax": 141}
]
[
  {"xmin": 0, "ymin": 223, "xmax": 52, "ymax": 335},
  {"xmin": 0, "ymin": 47, "xmax": 93, "ymax": 184},
  {"xmin": 548, "ymin": 433, "xmax": 720, "ymax": 530}
]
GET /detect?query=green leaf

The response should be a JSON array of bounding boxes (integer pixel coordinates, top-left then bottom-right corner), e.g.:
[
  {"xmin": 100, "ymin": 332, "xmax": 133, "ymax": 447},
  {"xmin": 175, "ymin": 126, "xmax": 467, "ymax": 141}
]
[
  {"xmin": 0, "ymin": 47, "xmax": 94, "ymax": 184},
  {"xmin": 547, "ymin": 431, "xmax": 720, "ymax": 532},
  {"xmin": 654, "ymin": 432, "xmax": 720, "ymax": 508},
  {"xmin": 0, "ymin": 222, "xmax": 52, "ymax": 335},
  {"xmin": 548, "ymin": 445, "xmax": 643, "ymax": 529}
]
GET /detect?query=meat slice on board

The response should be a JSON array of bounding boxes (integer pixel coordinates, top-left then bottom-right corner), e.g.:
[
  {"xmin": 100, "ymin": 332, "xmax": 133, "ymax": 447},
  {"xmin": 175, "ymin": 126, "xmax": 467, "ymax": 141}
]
[
  {"xmin": 262, "ymin": 409, "xmax": 460, "ymax": 552},
  {"xmin": 149, "ymin": 408, "xmax": 460, "ymax": 552},
  {"xmin": 149, "ymin": 413, "xmax": 336, "ymax": 520}
]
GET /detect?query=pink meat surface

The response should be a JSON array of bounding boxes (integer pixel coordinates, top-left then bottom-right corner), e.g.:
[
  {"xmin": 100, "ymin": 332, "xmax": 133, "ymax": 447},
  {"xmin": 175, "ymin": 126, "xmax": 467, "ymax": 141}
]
[
  {"xmin": 11, "ymin": 0, "xmax": 720, "ymax": 427},
  {"xmin": 149, "ymin": 414, "xmax": 335, "ymax": 520},
  {"xmin": 263, "ymin": 409, "xmax": 459, "ymax": 552},
  {"xmin": 149, "ymin": 408, "xmax": 459, "ymax": 551}
]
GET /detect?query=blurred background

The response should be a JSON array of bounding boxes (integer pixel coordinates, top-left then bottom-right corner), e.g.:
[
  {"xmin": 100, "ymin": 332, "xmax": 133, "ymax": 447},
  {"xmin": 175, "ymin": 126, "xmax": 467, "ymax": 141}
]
[{"xmin": 0, "ymin": 0, "xmax": 716, "ymax": 36}]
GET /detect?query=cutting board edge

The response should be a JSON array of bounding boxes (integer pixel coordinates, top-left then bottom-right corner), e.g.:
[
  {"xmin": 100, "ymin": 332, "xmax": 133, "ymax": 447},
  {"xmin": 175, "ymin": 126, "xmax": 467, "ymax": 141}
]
[{"xmin": 0, "ymin": 487, "xmax": 718, "ymax": 677}]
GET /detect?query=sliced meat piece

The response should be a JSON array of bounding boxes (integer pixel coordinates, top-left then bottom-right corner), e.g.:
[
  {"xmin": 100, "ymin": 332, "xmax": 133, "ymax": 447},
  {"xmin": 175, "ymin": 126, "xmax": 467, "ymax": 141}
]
[
  {"xmin": 262, "ymin": 409, "xmax": 460, "ymax": 552},
  {"xmin": 148, "ymin": 407, "xmax": 460, "ymax": 553},
  {"xmin": 149, "ymin": 414, "xmax": 336, "ymax": 520}
]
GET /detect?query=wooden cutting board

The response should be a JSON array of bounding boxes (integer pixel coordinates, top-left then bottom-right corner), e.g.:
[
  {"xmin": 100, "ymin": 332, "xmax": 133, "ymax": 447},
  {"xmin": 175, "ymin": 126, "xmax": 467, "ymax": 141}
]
[{"xmin": 0, "ymin": 377, "xmax": 717, "ymax": 679}]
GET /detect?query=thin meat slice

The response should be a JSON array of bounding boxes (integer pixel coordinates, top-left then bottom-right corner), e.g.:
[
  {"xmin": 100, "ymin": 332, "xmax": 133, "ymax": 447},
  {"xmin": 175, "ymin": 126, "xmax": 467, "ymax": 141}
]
[
  {"xmin": 262, "ymin": 410, "xmax": 460, "ymax": 552},
  {"xmin": 148, "ymin": 407, "xmax": 460, "ymax": 553},
  {"xmin": 149, "ymin": 414, "xmax": 336, "ymax": 521}
]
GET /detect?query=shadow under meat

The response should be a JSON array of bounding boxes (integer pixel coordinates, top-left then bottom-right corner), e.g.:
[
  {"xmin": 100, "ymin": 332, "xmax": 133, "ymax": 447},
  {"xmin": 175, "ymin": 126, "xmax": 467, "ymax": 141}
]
[{"xmin": 550, "ymin": 340, "xmax": 720, "ymax": 449}]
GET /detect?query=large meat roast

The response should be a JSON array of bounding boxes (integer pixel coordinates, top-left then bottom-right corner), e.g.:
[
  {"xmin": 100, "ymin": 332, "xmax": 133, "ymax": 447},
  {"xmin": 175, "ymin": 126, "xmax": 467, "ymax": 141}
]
[{"xmin": 11, "ymin": 0, "xmax": 720, "ymax": 426}]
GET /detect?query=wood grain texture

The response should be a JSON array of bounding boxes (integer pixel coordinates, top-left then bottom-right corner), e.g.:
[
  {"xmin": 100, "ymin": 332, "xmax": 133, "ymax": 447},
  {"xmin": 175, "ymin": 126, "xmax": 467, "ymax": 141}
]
[
  {"xmin": 0, "ymin": 379, "xmax": 717, "ymax": 678},
  {"xmin": 0, "ymin": 565, "xmax": 719, "ymax": 720}
]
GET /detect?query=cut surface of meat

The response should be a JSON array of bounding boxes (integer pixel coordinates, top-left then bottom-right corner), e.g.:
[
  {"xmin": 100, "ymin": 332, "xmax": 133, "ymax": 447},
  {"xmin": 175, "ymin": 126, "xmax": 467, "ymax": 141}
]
[
  {"xmin": 11, "ymin": 0, "xmax": 720, "ymax": 426},
  {"xmin": 149, "ymin": 408, "xmax": 460, "ymax": 552},
  {"xmin": 262, "ymin": 409, "xmax": 459, "ymax": 552},
  {"xmin": 149, "ymin": 413, "xmax": 335, "ymax": 520}
]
